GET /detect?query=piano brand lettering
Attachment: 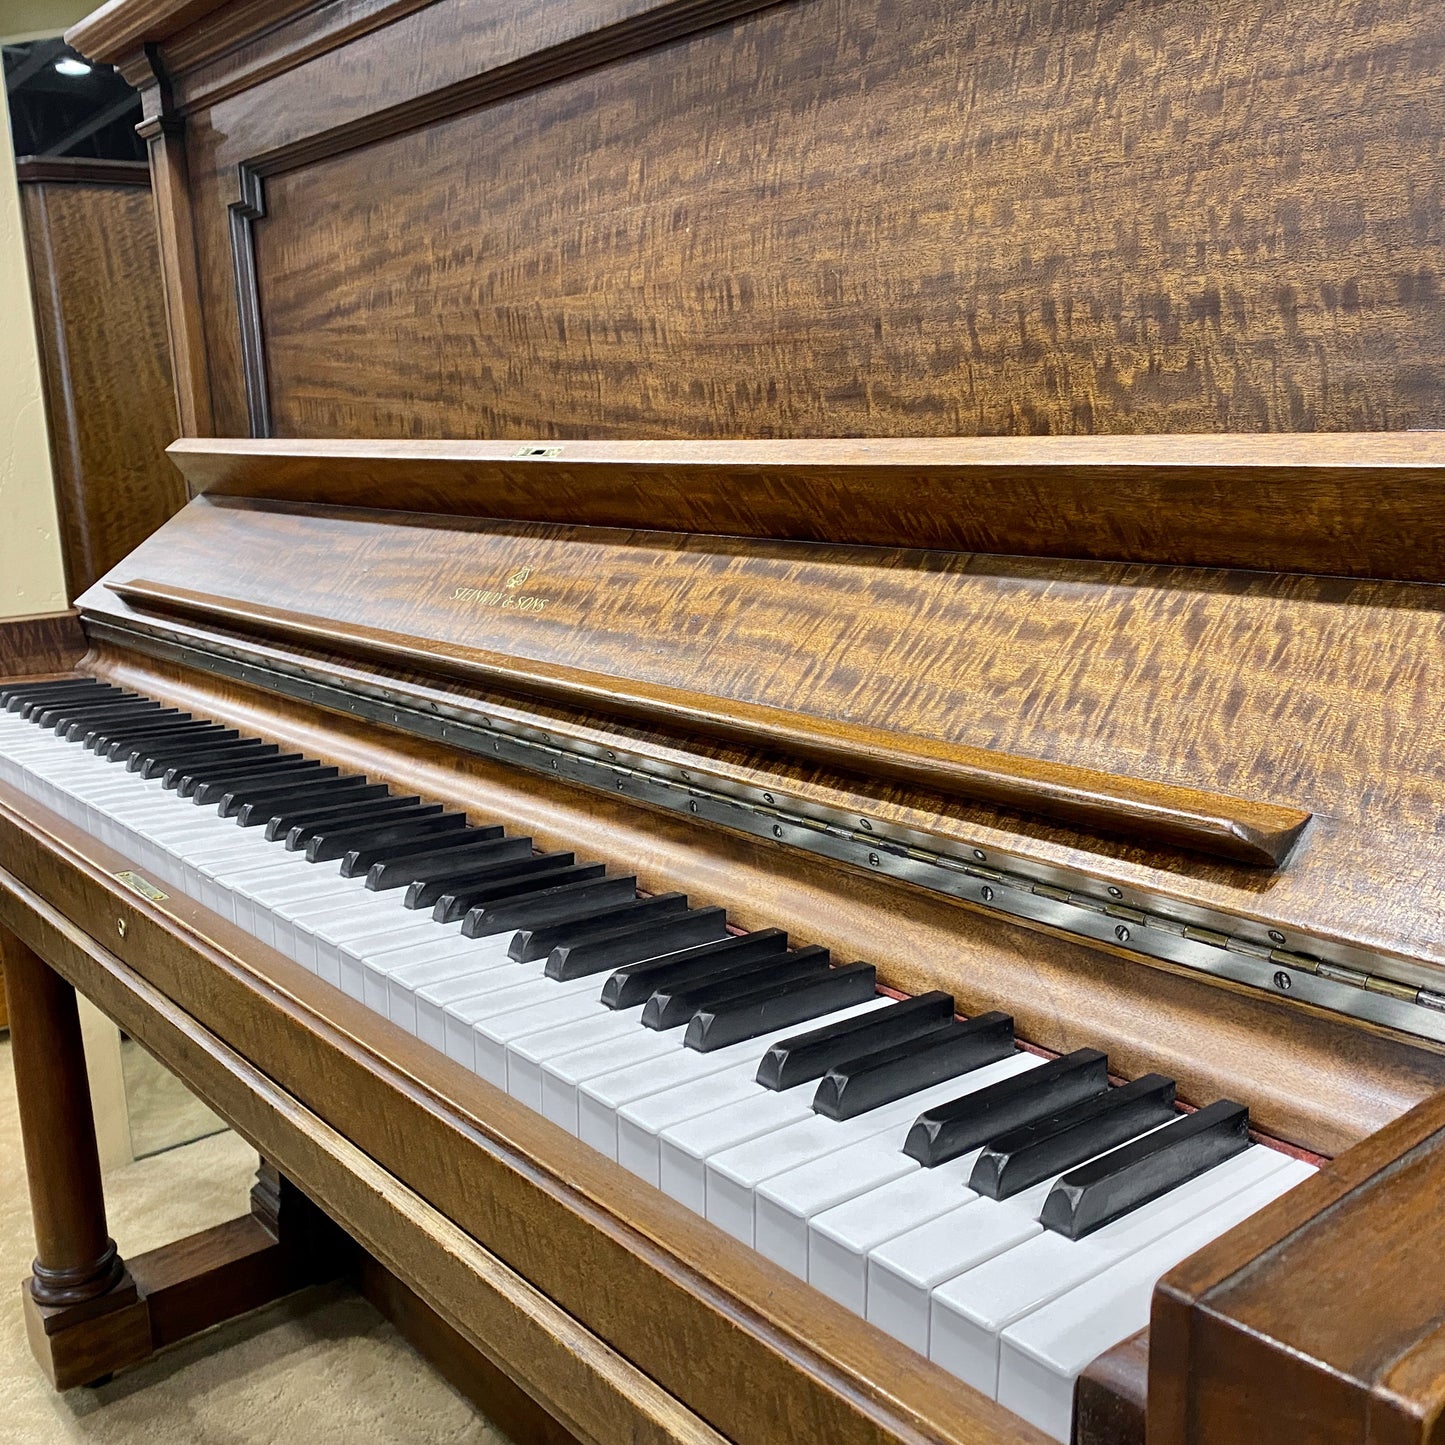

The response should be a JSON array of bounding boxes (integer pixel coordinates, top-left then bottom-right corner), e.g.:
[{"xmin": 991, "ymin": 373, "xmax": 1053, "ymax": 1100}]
[{"xmin": 451, "ymin": 567, "xmax": 550, "ymax": 612}]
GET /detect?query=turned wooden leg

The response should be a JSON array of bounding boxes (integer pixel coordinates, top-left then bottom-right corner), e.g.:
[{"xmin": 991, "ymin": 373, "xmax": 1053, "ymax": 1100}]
[{"xmin": 3, "ymin": 928, "xmax": 148, "ymax": 1386}]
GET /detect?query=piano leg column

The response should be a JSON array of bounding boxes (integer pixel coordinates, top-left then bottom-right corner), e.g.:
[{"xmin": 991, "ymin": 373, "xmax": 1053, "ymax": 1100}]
[{"xmin": 3, "ymin": 928, "xmax": 150, "ymax": 1388}]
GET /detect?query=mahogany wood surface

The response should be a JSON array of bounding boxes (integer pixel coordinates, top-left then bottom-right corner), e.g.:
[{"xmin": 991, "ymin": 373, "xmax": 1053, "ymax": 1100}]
[
  {"xmin": 77, "ymin": 486, "xmax": 1445, "ymax": 991},
  {"xmin": 0, "ymin": 612, "xmax": 85, "ymax": 677},
  {"xmin": 18, "ymin": 167, "xmax": 183, "ymax": 596},
  {"xmin": 358, "ymin": 1259, "xmax": 587, "ymax": 1445},
  {"xmin": 1151, "ymin": 1088, "xmax": 1445, "ymax": 1444},
  {"xmin": 0, "ymin": 789, "xmax": 1035, "ymax": 1445},
  {"xmin": 169, "ymin": 433, "xmax": 1445, "ymax": 585},
  {"xmin": 2, "ymin": 928, "xmax": 127, "ymax": 1308},
  {"xmin": 1074, "ymin": 1331, "xmax": 1147, "ymax": 1445}
]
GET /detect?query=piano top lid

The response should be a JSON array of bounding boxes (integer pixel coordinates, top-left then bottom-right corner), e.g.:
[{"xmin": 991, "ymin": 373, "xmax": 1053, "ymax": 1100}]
[{"xmin": 75, "ymin": 435, "xmax": 1445, "ymax": 1018}]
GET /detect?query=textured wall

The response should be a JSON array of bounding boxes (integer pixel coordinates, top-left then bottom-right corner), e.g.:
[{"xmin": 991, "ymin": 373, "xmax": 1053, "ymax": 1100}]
[{"xmin": 0, "ymin": 81, "xmax": 67, "ymax": 618}]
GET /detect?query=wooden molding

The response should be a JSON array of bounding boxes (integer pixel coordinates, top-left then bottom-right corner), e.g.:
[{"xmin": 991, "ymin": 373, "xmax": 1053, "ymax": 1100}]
[
  {"xmin": 165, "ymin": 433, "xmax": 1445, "ymax": 584},
  {"xmin": 14, "ymin": 158, "xmax": 151, "ymax": 187},
  {"xmin": 110, "ymin": 575, "xmax": 1312, "ymax": 868}
]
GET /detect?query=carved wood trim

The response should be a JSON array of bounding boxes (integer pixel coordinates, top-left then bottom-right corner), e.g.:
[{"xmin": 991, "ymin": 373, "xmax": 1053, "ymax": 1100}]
[{"xmin": 14, "ymin": 159, "xmax": 151, "ymax": 186}]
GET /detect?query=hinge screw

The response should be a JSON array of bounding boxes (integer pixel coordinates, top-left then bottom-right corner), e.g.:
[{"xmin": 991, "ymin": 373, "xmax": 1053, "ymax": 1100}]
[
  {"xmin": 773, "ymin": 824, "xmax": 783, "ymax": 837},
  {"xmin": 116, "ymin": 919, "xmax": 127, "ymax": 939},
  {"xmin": 859, "ymin": 818, "xmax": 873, "ymax": 831},
  {"xmin": 1107, "ymin": 886, "xmax": 1123, "ymax": 899},
  {"xmin": 981, "ymin": 885, "xmax": 994, "ymax": 902},
  {"xmin": 1274, "ymin": 970, "xmax": 1293, "ymax": 990},
  {"xmin": 763, "ymin": 793, "xmax": 775, "ymax": 805},
  {"xmin": 1269, "ymin": 930, "xmax": 1286, "ymax": 945},
  {"xmin": 973, "ymin": 849, "xmax": 986, "ymax": 862},
  {"xmin": 689, "ymin": 801, "xmax": 699, "ymax": 813},
  {"xmin": 1115, "ymin": 924, "xmax": 1131, "ymax": 943},
  {"xmin": 868, "ymin": 852, "xmax": 880, "ymax": 866}
]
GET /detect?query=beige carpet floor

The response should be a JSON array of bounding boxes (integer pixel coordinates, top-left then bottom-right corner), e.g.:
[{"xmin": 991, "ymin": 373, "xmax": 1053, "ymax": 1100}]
[{"xmin": 0, "ymin": 1036, "xmax": 513, "ymax": 1443}]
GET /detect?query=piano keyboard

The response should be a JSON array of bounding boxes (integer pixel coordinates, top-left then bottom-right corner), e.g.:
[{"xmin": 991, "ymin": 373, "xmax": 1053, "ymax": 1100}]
[{"xmin": 0, "ymin": 677, "xmax": 1315, "ymax": 1441}]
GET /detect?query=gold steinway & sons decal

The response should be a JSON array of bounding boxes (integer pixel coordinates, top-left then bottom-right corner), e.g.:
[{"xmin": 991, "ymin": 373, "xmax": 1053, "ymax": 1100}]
[{"xmin": 451, "ymin": 563, "xmax": 551, "ymax": 613}]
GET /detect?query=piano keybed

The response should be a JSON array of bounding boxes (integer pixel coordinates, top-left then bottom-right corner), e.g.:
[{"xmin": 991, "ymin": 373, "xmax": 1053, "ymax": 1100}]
[{"xmin": 0, "ymin": 675, "xmax": 1315, "ymax": 1441}]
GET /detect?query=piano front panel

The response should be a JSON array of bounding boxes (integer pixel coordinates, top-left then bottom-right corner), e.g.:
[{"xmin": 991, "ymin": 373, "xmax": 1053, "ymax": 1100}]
[{"xmin": 150, "ymin": 0, "xmax": 1445, "ymax": 443}]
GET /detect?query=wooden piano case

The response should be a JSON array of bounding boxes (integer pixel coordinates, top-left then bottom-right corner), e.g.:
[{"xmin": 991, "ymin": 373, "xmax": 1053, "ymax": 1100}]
[{"xmin": 6, "ymin": 0, "xmax": 1440, "ymax": 1439}]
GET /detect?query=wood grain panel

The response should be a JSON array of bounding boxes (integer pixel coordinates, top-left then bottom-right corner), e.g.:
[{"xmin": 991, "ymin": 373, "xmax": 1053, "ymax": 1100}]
[
  {"xmin": 77, "ymin": 494, "xmax": 1445, "ymax": 978},
  {"xmin": 0, "ymin": 611, "xmax": 85, "ymax": 677},
  {"xmin": 227, "ymin": 0, "xmax": 1445, "ymax": 440},
  {"xmin": 18, "ymin": 170, "xmax": 184, "ymax": 594},
  {"xmin": 1150, "ymin": 1088, "xmax": 1445, "ymax": 1443}
]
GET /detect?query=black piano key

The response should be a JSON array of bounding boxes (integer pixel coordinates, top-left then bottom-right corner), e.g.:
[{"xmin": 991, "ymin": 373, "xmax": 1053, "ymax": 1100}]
[
  {"xmin": 1039, "ymin": 1100, "xmax": 1252, "ymax": 1240},
  {"xmin": 545, "ymin": 907, "xmax": 730, "ymax": 980},
  {"xmin": 240, "ymin": 782, "xmax": 391, "ymax": 829},
  {"xmin": 461, "ymin": 874, "xmax": 638, "ymax": 938},
  {"xmin": 284, "ymin": 803, "xmax": 433, "ymax": 843},
  {"xmin": 755, "ymin": 991, "xmax": 958, "ymax": 1092},
  {"xmin": 83, "ymin": 712, "xmax": 198, "ymax": 747},
  {"xmin": 903, "ymin": 1048, "xmax": 1110, "ymax": 1167},
  {"xmin": 685, "ymin": 962, "xmax": 879, "ymax": 1052},
  {"xmin": 141, "ymin": 740, "xmax": 275, "ymax": 779},
  {"xmin": 407, "ymin": 852, "xmax": 577, "ymax": 911},
  {"xmin": 190, "ymin": 761, "xmax": 330, "ymax": 805},
  {"xmin": 369, "ymin": 834, "xmax": 532, "ymax": 892},
  {"xmin": 37, "ymin": 697, "xmax": 155, "ymax": 730},
  {"xmin": 217, "ymin": 771, "xmax": 369, "ymax": 819},
  {"xmin": 601, "ymin": 929, "xmax": 791, "ymax": 1010},
  {"xmin": 172, "ymin": 753, "xmax": 307, "ymax": 794},
  {"xmin": 640, "ymin": 947, "xmax": 832, "ymax": 1031},
  {"xmin": 22, "ymin": 687, "xmax": 132, "ymax": 721},
  {"xmin": 508, "ymin": 892, "xmax": 691, "ymax": 962},
  {"xmin": 812, "ymin": 1011, "xmax": 1018, "ymax": 1120},
  {"xmin": 431, "ymin": 861, "xmax": 605, "ymax": 923},
  {"xmin": 305, "ymin": 810, "xmax": 467, "ymax": 864},
  {"xmin": 65, "ymin": 707, "xmax": 183, "ymax": 742},
  {"xmin": 2, "ymin": 677, "xmax": 106, "ymax": 709},
  {"xmin": 339, "ymin": 823, "xmax": 504, "ymax": 878},
  {"xmin": 970, "ymin": 1073, "xmax": 1178, "ymax": 1201},
  {"xmin": 115, "ymin": 726, "xmax": 240, "ymax": 765}
]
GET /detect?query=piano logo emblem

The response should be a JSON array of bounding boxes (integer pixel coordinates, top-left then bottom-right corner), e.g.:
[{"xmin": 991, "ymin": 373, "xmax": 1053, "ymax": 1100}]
[{"xmin": 451, "ymin": 564, "xmax": 550, "ymax": 614}]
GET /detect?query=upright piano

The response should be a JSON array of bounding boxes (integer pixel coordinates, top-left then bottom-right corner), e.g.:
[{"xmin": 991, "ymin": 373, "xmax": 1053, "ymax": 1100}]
[{"xmin": 4, "ymin": 0, "xmax": 1444, "ymax": 1440}]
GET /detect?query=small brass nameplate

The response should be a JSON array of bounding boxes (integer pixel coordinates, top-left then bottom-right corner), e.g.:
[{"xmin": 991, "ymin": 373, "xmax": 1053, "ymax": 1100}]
[{"xmin": 114, "ymin": 871, "xmax": 168, "ymax": 903}]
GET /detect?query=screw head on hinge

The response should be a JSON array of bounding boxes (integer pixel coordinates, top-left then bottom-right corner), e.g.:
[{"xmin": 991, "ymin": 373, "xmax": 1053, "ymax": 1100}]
[
  {"xmin": 981, "ymin": 885, "xmax": 995, "ymax": 902},
  {"xmin": 1107, "ymin": 886, "xmax": 1123, "ymax": 900},
  {"xmin": 116, "ymin": 919, "xmax": 127, "ymax": 939},
  {"xmin": 1269, "ymin": 930, "xmax": 1286, "ymax": 945},
  {"xmin": 1115, "ymin": 924, "xmax": 1131, "ymax": 943},
  {"xmin": 1274, "ymin": 970, "xmax": 1293, "ymax": 991}
]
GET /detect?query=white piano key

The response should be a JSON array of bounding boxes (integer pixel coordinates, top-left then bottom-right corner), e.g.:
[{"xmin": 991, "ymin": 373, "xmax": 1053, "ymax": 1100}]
[
  {"xmin": 413, "ymin": 957, "xmax": 534, "ymax": 1050},
  {"xmin": 994, "ymin": 1159, "xmax": 1315, "ymax": 1441},
  {"xmin": 575, "ymin": 999, "xmax": 886, "ymax": 1161},
  {"xmin": 473, "ymin": 985, "xmax": 616, "ymax": 1088},
  {"xmin": 505, "ymin": 1008, "xmax": 644, "ymax": 1114},
  {"xmin": 927, "ymin": 1143, "xmax": 1300, "ymax": 1398},
  {"xmin": 538, "ymin": 1025, "xmax": 678, "ymax": 1134},
  {"xmin": 445, "ymin": 973, "xmax": 598, "ymax": 1071},
  {"xmin": 808, "ymin": 1152, "xmax": 984, "ymax": 1315},
  {"xmin": 705, "ymin": 1075, "xmax": 1001, "ymax": 1248},
  {"xmin": 387, "ymin": 947, "xmax": 516, "ymax": 1032},
  {"xmin": 335, "ymin": 916, "xmax": 466, "ymax": 1000},
  {"xmin": 755, "ymin": 1052, "xmax": 1040, "ymax": 1276},
  {"xmin": 620, "ymin": 1070, "xmax": 804, "ymax": 1190}
]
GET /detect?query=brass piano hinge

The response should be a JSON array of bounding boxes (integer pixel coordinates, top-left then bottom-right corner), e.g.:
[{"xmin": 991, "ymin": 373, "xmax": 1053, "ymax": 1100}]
[{"xmin": 85, "ymin": 617, "xmax": 1445, "ymax": 1050}]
